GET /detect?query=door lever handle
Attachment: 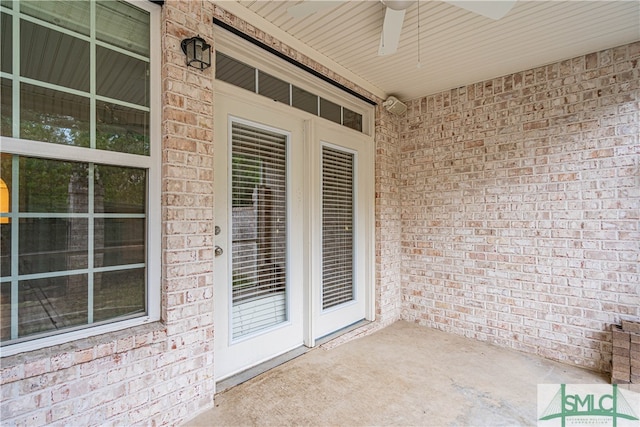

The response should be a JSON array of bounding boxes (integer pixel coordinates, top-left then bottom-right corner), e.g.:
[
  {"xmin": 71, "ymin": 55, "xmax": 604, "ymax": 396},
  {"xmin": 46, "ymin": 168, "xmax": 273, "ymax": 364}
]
[{"xmin": 215, "ymin": 246, "xmax": 223, "ymax": 257}]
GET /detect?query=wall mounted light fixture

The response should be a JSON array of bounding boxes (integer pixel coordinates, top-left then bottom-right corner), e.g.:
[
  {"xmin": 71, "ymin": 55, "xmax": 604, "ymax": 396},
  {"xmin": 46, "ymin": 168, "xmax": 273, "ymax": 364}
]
[{"xmin": 181, "ymin": 35, "xmax": 211, "ymax": 70}]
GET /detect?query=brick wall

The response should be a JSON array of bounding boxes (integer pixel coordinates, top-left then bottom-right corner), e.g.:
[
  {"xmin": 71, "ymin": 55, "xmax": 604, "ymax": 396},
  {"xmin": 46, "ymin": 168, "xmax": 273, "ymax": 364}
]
[
  {"xmin": 0, "ymin": 1, "xmax": 216, "ymax": 425},
  {"xmin": 400, "ymin": 42, "xmax": 640, "ymax": 372},
  {"xmin": 376, "ymin": 106, "xmax": 403, "ymax": 325},
  {"xmin": 2, "ymin": 3, "xmax": 636, "ymax": 426}
]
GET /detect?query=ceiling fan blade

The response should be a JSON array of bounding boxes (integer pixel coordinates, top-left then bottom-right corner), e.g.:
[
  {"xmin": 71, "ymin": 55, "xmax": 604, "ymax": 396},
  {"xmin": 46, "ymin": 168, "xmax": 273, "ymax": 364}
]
[
  {"xmin": 287, "ymin": 1, "xmax": 342, "ymax": 18},
  {"xmin": 378, "ymin": 7, "xmax": 406, "ymax": 56},
  {"xmin": 445, "ymin": 0, "xmax": 516, "ymax": 20}
]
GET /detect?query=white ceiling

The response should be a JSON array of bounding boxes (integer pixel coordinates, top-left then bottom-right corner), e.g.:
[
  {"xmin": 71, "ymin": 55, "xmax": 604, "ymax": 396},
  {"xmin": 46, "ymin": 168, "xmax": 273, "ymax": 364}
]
[{"xmin": 229, "ymin": 0, "xmax": 640, "ymax": 101}]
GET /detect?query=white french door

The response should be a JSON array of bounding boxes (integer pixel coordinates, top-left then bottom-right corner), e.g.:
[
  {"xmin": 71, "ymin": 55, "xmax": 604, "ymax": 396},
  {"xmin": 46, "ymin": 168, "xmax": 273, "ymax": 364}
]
[
  {"xmin": 214, "ymin": 93, "xmax": 305, "ymax": 380},
  {"xmin": 308, "ymin": 122, "xmax": 372, "ymax": 340},
  {"xmin": 214, "ymin": 89, "xmax": 374, "ymax": 380}
]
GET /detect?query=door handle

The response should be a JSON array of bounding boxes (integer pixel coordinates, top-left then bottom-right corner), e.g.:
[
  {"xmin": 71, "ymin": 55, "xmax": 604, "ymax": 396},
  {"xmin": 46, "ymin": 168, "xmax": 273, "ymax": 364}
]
[{"xmin": 215, "ymin": 246, "xmax": 223, "ymax": 257}]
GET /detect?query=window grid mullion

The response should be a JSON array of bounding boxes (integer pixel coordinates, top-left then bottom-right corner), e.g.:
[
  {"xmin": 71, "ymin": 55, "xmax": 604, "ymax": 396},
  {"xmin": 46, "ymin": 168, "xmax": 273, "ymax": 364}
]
[
  {"xmin": 88, "ymin": 164, "xmax": 95, "ymax": 324},
  {"xmin": 90, "ymin": 0, "xmax": 96, "ymax": 150},
  {"xmin": 11, "ymin": 2, "xmax": 20, "ymax": 138},
  {"xmin": 10, "ymin": 155, "xmax": 19, "ymax": 339},
  {"xmin": 88, "ymin": 0, "xmax": 96, "ymax": 323},
  {"xmin": 0, "ymin": 73, "xmax": 151, "ymax": 114},
  {"xmin": 0, "ymin": 263, "xmax": 146, "ymax": 284}
]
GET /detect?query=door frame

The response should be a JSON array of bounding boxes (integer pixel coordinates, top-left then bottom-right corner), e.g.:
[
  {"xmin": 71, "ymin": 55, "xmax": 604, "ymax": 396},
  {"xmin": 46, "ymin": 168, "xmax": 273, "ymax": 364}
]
[
  {"xmin": 213, "ymin": 89, "xmax": 309, "ymax": 381},
  {"xmin": 304, "ymin": 120, "xmax": 375, "ymax": 345},
  {"xmin": 213, "ymin": 77, "xmax": 375, "ymax": 380}
]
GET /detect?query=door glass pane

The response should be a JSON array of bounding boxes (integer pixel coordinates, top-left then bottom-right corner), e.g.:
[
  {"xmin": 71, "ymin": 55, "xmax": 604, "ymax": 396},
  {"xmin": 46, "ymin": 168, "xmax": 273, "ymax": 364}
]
[
  {"xmin": 231, "ymin": 121, "xmax": 287, "ymax": 339},
  {"xmin": 322, "ymin": 146, "xmax": 354, "ymax": 309}
]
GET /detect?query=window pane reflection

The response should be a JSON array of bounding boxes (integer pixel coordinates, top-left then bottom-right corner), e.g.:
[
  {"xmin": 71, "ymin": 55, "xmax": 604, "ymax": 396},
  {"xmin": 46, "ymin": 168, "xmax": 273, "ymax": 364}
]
[
  {"xmin": 1, "ymin": 154, "xmax": 12, "ymax": 277},
  {"xmin": 0, "ymin": 283, "xmax": 10, "ymax": 340},
  {"xmin": 1, "ymin": 78, "xmax": 11, "ymax": 137},
  {"xmin": 19, "ymin": 157, "xmax": 88, "ymax": 213},
  {"xmin": 18, "ymin": 275, "xmax": 88, "ymax": 338},
  {"xmin": 20, "ymin": 84, "xmax": 90, "ymax": 147},
  {"xmin": 320, "ymin": 98, "xmax": 341, "ymax": 125},
  {"xmin": 21, "ymin": 20, "xmax": 89, "ymax": 92},
  {"xmin": 94, "ymin": 268, "xmax": 145, "ymax": 322},
  {"xmin": 292, "ymin": 86, "xmax": 318, "ymax": 115},
  {"xmin": 95, "ymin": 164, "xmax": 146, "ymax": 213},
  {"xmin": 258, "ymin": 71, "xmax": 289, "ymax": 104},
  {"xmin": 96, "ymin": 0, "xmax": 149, "ymax": 57},
  {"xmin": 97, "ymin": 46, "xmax": 149, "ymax": 106},
  {"xmin": 1, "ymin": 224, "xmax": 10, "ymax": 277},
  {"xmin": 343, "ymin": 108, "xmax": 362, "ymax": 132},
  {"xmin": 216, "ymin": 53, "xmax": 255, "ymax": 92},
  {"xmin": 1, "ymin": 12, "xmax": 11, "ymax": 74},
  {"xmin": 96, "ymin": 102, "xmax": 149, "ymax": 156},
  {"xmin": 19, "ymin": 218, "xmax": 88, "ymax": 275},
  {"xmin": 20, "ymin": 1, "xmax": 90, "ymax": 36},
  {"xmin": 95, "ymin": 218, "xmax": 145, "ymax": 267}
]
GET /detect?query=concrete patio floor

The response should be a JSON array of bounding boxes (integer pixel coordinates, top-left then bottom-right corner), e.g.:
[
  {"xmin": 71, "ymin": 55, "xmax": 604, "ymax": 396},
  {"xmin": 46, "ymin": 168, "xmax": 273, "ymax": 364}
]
[{"xmin": 185, "ymin": 321, "xmax": 609, "ymax": 426}]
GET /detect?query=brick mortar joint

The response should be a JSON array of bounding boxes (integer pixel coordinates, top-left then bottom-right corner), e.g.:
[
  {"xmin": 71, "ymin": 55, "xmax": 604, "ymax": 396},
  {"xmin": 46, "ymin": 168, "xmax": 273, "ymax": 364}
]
[{"xmin": 1, "ymin": 322, "xmax": 168, "ymax": 380}]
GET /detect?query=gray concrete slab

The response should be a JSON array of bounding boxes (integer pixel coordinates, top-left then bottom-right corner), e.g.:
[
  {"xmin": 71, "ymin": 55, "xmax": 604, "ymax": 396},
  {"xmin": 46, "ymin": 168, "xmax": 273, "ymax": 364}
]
[{"xmin": 185, "ymin": 321, "xmax": 608, "ymax": 426}]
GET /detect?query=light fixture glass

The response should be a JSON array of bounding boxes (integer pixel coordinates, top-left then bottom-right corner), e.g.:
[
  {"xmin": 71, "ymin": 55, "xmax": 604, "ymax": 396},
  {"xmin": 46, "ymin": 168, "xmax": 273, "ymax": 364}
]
[{"xmin": 181, "ymin": 35, "xmax": 211, "ymax": 70}]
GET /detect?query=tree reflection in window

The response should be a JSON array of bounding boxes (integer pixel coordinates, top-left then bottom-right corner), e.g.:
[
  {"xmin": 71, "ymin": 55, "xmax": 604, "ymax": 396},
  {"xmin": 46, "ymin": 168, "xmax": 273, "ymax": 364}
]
[{"xmin": 232, "ymin": 154, "xmax": 260, "ymax": 207}]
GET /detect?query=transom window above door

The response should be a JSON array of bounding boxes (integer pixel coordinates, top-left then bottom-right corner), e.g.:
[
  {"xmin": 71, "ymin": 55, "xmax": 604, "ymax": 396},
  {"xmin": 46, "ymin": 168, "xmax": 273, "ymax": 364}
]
[{"xmin": 216, "ymin": 52, "xmax": 364, "ymax": 133}]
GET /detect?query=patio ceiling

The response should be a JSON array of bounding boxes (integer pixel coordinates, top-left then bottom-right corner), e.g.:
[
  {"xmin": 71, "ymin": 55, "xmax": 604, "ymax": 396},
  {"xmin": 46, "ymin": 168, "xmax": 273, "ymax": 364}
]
[{"xmin": 230, "ymin": 1, "xmax": 640, "ymax": 100}]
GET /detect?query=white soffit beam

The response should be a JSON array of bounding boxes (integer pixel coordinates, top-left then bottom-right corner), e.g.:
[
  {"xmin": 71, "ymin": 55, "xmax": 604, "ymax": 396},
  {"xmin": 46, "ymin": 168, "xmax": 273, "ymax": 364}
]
[{"xmin": 213, "ymin": 1, "xmax": 387, "ymax": 101}]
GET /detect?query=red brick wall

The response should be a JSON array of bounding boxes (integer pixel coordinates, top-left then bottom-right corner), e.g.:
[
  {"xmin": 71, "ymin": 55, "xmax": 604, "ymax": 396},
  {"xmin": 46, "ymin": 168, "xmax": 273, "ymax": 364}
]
[{"xmin": 400, "ymin": 42, "xmax": 640, "ymax": 372}]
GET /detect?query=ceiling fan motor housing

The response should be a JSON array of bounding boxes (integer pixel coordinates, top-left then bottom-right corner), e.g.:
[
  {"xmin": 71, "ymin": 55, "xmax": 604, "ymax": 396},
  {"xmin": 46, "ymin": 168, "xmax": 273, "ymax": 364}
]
[{"xmin": 381, "ymin": 0, "xmax": 414, "ymax": 11}]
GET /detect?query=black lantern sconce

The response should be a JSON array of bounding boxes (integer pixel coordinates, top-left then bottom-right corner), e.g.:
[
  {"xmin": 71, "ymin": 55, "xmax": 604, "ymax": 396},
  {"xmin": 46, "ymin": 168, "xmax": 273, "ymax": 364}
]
[{"xmin": 181, "ymin": 35, "xmax": 211, "ymax": 70}]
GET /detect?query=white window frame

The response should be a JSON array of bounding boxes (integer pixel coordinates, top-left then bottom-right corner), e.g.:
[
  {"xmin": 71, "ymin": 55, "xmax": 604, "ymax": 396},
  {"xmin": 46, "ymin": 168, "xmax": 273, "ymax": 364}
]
[{"xmin": 0, "ymin": 0, "xmax": 161, "ymax": 357}]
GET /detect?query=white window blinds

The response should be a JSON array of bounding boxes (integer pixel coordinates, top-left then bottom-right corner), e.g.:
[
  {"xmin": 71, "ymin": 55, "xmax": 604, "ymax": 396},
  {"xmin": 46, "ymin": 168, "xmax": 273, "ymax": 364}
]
[
  {"xmin": 322, "ymin": 146, "xmax": 355, "ymax": 310},
  {"xmin": 231, "ymin": 122, "xmax": 288, "ymax": 339}
]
